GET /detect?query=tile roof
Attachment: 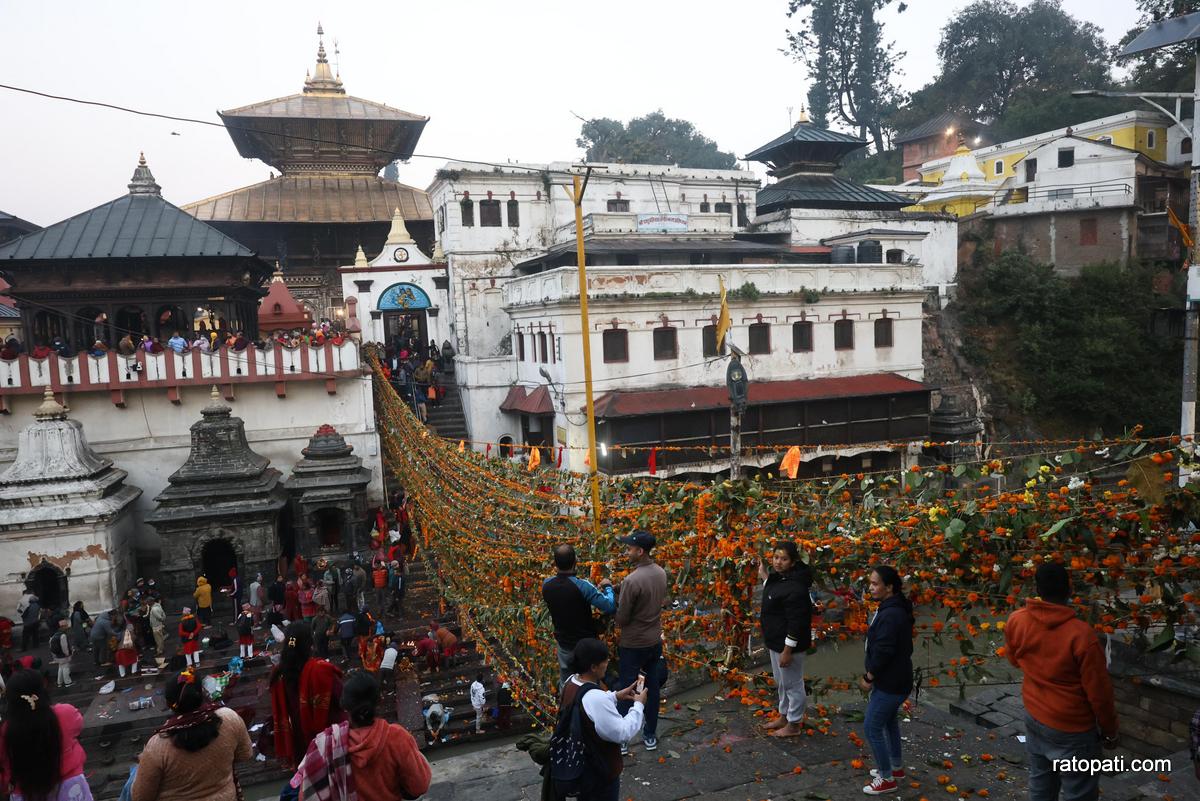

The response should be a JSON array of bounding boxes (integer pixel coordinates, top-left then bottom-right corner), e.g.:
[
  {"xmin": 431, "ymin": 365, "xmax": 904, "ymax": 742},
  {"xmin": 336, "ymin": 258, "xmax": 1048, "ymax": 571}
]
[
  {"xmin": 221, "ymin": 93, "xmax": 427, "ymax": 122},
  {"xmin": 593, "ymin": 373, "xmax": 930, "ymax": 418},
  {"xmin": 895, "ymin": 112, "xmax": 988, "ymax": 145},
  {"xmin": 744, "ymin": 122, "xmax": 866, "ymax": 161},
  {"xmin": 0, "ymin": 194, "xmax": 254, "ymax": 261},
  {"xmin": 499, "ymin": 385, "xmax": 554, "ymax": 415},
  {"xmin": 183, "ymin": 175, "xmax": 433, "ymax": 224},
  {"xmin": 755, "ymin": 175, "xmax": 911, "ymax": 214}
]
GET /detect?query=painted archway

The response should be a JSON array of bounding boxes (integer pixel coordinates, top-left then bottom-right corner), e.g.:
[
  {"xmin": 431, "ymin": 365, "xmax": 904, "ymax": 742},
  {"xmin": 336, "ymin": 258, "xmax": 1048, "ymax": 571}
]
[{"xmin": 378, "ymin": 283, "xmax": 432, "ymax": 311}]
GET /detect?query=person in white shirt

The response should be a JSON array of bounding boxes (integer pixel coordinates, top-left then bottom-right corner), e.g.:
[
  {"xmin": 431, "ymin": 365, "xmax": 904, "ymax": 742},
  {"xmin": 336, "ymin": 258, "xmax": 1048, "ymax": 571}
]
[
  {"xmin": 470, "ymin": 673, "xmax": 487, "ymax": 733},
  {"xmin": 559, "ymin": 637, "xmax": 648, "ymax": 801},
  {"xmin": 380, "ymin": 640, "xmax": 399, "ymax": 693}
]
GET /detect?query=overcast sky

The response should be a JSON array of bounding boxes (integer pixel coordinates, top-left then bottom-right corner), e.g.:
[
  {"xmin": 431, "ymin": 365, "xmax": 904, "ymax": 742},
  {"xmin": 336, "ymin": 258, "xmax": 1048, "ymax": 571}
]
[{"xmin": 0, "ymin": 0, "xmax": 1140, "ymax": 226}]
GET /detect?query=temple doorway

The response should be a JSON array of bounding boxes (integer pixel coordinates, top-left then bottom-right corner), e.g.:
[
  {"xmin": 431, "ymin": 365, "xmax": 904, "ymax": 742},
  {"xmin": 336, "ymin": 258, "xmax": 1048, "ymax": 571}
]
[
  {"xmin": 279, "ymin": 506, "xmax": 296, "ymax": 562},
  {"xmin": 201, "ymin": 538, "xmax": 238, "ymax": 587},
  {"xmin": 315, "ymin": 508, "xmax": 345, "ymax": 549},
  {"xmin": 383, "ymin": 311, "xmax": 428, "ymax": 353},
  {"xmin": 28, "ymin": 562, "xmax": 67, "ymax": 612}
]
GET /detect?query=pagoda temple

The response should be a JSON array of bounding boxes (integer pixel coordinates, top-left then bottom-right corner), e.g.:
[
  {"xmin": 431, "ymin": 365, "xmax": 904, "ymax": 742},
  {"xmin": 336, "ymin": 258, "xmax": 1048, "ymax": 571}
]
[
  {"xmin": 746, "ymin": 111, "xmax": 910, "ymax": 215},
  {"xmin": 0, "ymin": 154, "xmax": 273, "ymax": 349},
  {"xmin": 184, "ymin": 26, "xmax": 434, "ymax": 320}
]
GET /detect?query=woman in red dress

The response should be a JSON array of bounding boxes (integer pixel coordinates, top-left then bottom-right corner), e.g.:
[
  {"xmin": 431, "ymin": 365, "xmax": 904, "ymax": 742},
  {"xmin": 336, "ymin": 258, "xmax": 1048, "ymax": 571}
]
[
  {"xmin": 114, "ymin": 615, "xmax": 140, "ymax": 678},
  {"xmin": 269, "ymin": 621, "xmax": 344, "ymax": 769},
  {"xmin": 284, "ymin": 581, "xmax": 302, "ymax": 622},
  {"xmin": 178, "ymin": 608, "xmax": 202, "ymax": 668}
]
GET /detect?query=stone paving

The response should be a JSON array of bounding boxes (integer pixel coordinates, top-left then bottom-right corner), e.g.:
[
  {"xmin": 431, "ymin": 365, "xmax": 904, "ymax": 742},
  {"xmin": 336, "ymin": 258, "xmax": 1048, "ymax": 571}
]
[{"xmin": 420, "ymin": 692, "xmax": 1194, "ymax": 801}]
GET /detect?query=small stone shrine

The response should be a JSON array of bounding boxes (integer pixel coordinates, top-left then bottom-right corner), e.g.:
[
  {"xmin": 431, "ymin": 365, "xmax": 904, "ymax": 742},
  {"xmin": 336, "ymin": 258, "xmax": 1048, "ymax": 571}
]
[
  {"xmin": 0, "ymin": 387, "xmax": 141, "ymax": 613},
  {"xmin": 927, "ymin": 394, "xmax": 984, "ymax": 466},
  {"xmin": 285, "ymin": 424, "xmax": 373, "ymax": 558},
  {"xmin": 147, "ymin": 387, "xmax": 288, "ymax": 596}
]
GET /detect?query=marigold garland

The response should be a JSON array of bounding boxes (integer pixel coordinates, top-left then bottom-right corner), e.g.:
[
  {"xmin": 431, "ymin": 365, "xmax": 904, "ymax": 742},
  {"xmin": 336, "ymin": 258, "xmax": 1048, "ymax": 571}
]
[{"xmin": 368, "ymin": 349, "xmax": 1200, "ymax": 723}]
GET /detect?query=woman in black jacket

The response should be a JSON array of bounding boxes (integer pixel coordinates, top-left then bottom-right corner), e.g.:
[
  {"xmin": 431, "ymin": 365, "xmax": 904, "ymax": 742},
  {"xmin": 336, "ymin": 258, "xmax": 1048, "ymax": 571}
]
[
  {"xmin": 859, "ymin": 565, "xmax": 915, "ymax": 795},
  {"xmin": 758, "ymin": 540, "xmax": 813, "ymax": 738}
]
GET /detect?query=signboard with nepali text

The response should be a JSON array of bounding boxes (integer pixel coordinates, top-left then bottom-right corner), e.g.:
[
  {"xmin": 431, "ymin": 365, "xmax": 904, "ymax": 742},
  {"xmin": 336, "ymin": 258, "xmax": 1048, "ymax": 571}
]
[{"xmin": 636, "ymin": 213, "xmax": 688, "ymax": 233}]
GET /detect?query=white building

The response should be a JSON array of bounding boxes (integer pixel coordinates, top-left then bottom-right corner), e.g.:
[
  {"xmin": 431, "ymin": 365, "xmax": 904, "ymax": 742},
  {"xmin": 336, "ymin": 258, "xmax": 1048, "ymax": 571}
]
[
  {"xmin": 424, "ymin": 117, "xmax": 962, "ymax": 477},
  {"xmin": 340, "ymin": 208, "xmax": 450, "ymax": 350}
]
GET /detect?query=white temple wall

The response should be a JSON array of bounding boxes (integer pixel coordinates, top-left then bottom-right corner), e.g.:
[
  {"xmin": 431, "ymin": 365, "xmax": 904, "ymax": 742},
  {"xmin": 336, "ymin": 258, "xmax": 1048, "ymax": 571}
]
[{"xmin": 0, "ymin": 378, "xmax": 382, "ymax": 569}]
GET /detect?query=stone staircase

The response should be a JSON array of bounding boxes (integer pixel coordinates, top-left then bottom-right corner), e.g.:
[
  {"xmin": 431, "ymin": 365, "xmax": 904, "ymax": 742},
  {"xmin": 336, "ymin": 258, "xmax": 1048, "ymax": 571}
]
[
  {"xmin": 50, "ymin": 558, "xmax": 525, "ymax": 800},
  {"xmin": 425, "ymin": 381, "xmax": 470, "ymax": 443}
]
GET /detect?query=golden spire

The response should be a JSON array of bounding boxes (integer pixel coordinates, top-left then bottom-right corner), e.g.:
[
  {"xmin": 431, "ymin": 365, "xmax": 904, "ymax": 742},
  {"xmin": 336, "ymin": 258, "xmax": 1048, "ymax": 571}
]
[
  {"xmin": 33, "ymin": 386, "xmax": 67, "ymax": 422},
  {"xmin": 354, "ymin": 245, "xmax": 368, "ymax": 267},
  {"xmin": 304, "ymin": 22, "xmax": 345, "ymax": 95},
  {"xmin": 385, "ymin": 207, "xmax": 415, "ymax": 246},
  {"xmin": 432, "ymin": 239, "xmax": 446, "ymax": 262},
  {"xmin": 272, "ymin": 260, "xmax": 286, "ymax": 283},
  {"xmin": 796, "ymin": 105, "xmax": 811, "ymax": 125}
]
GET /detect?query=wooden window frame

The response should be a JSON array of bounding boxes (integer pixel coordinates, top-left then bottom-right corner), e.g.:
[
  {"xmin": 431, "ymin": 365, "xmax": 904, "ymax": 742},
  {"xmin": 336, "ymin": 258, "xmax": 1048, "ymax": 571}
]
[
  {"xmin": 792, "ymin": 320, "xmax": 813, "ymax": 352},
  {"xmin": 602, "ymin": 328, "xmax": 629, "ymax": 363},
  {"xmin": 873, "ymin": 316, "xmax": 893, "ymax": 349},
  {"xmin": 652, "ymin": 326, "xmax": 678, "ymax": 360},
  {"xmin": 748, "ymin": 322, "xmax": 771, "ymax": 354},
  {"xmin": 834, "ymin": 319, "xmax": 854, "ymax": 350}
]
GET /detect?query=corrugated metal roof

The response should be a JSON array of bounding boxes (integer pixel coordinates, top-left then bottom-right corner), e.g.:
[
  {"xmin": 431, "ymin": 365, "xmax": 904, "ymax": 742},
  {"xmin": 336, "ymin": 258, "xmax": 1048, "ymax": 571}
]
[
  {"xmin": 593, "ymin": 373, "xmax": 929, "ymax": 418},
  {"xmin": 755, "ymin": 175, "xmax": 910, "ymax": 214},
  {"xmin": 0, "ymin": 304, "xmax": 19, "ymax": 318},
  {"xmin": 745, "ymin": 122, "xmax": 865, "ymax": 161},
  {"xmin": 499, "ymin": 385, "xmax": 554, "ymax": 415},
  {"xmin": 221, "ymin": 93, "xmax": 427, "ymax": 122},
  {"xmin": 183, "ymin": 175, "xmax": 433, "ymax": 224},
  {"xmin": 820, "ymin": 228, "xmax": 930, "ymax": 244},
  {"xmin": 0, "ymin": 194, "xmax": 254, "ymax": 261},
  {"xmin": 895, "ymin": 113, "xmax": 988, "ymax": 145}
]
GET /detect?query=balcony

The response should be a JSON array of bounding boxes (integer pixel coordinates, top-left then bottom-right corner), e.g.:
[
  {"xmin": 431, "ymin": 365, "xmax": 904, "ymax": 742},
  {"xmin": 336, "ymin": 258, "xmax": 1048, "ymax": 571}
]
[
  {"xmin": 0, "ymin": 341, "xmax": 363, "ymax": 411},
  {"xmin": 987, "ymin": 182, "xmax": 1135, "ymax": 216},
  {"xmin": 504, "ymin": 262, "xmax": 924, "ymax": 308},
  {"xmin": 552, "ymin": 212, "xmax": 738, "ymax": 244}
]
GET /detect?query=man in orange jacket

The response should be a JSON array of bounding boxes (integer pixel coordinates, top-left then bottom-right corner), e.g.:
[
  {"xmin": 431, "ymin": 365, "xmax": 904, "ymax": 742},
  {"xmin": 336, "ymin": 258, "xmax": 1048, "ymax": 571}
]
[{"xmin": 1005, "ymin": 563, "xmax": 1118, "ymax": 801}]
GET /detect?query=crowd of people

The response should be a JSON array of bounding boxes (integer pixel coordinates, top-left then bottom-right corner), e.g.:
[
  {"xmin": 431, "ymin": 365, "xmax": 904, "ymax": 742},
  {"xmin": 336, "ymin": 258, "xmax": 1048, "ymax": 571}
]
[
  {"xmin": 539, "ymin": 531, "xmax": 1127, "ymax": 801},
  {"xmin": 0, "ymin": 506, "xmax": 1136, "ymax": 801},
  {"xmin": 0, "ymin": 318, "xmax": 352, "ymax": 364},
  {"xmin": 377, "ymin": 338, "xmax": 454, "ymax": 424}
]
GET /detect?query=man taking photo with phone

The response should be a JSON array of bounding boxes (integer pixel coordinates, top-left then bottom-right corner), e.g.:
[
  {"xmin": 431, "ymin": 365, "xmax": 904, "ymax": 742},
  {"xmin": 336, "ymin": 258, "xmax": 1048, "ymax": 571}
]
[{"xmin": 613, "ymin": 530, "xmax": 668, "ymax": 754}]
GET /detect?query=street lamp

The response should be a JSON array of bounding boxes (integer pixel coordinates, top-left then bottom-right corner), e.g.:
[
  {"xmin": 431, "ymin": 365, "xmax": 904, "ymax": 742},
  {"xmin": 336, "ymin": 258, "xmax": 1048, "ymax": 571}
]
[{"xmin": 1113, "ymin": 12, "xmax": 1200, "ymax": 485}]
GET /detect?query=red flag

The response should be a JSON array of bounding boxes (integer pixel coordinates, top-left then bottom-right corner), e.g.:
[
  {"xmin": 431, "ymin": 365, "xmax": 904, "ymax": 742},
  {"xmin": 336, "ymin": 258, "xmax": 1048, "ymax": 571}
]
[
  {"xmin": 648, "ymin": 446, "xmax": 658, "ymax": 476},
  {"xmin": 556, "ymin": 446, "xmax": 563, "ymax": 468}
]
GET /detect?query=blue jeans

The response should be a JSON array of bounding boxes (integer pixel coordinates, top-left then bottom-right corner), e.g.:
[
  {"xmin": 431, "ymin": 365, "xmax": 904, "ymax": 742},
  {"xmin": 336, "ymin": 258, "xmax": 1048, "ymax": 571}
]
[
  {"xmin": 616, "ymin": 642, "xmax": 662, "ymax": 739},
  {"xmin": 1024, "ymin": 712, "xmax": 1101, "ymax": 801},
  {"xmin": 863, "ymin": 688, "xmax": 906, "ymax": 780}
]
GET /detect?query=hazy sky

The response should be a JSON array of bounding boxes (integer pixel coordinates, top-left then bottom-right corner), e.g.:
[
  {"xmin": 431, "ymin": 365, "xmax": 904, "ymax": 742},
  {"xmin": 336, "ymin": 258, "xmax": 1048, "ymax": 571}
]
[{"xmin": 1, "ymin": 0, "xmax": 1140, "ymax": 226}]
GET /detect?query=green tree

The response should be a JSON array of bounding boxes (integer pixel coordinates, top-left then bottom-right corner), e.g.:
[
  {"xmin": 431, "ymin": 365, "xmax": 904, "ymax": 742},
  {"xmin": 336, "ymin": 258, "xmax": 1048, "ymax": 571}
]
[
  {"xmin": 1122, "ymin": 0, "xmax": 1200, "ymax": 92},
  {"xmin": 575, "ymin": 111, "xmax": 738, "ymax": 169},
  {"xmin": 931, "ymin": 0, "xmax": 1112, "ymax": 122},
  {"xmin": 785, "ymin": 0, "xmax": 906, "ymax": 152}
]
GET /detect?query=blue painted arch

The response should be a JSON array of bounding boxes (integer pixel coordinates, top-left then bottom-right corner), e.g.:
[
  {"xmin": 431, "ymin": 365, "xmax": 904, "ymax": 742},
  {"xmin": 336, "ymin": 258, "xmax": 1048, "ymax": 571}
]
[{"xmin": 378, "ymin": 282, "xmax": 432, "ymax": 311}]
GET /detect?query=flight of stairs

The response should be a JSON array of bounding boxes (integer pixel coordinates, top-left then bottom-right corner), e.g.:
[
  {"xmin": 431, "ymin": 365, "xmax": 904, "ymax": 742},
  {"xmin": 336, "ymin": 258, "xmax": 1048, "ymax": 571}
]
[
  {"xmin": 424, "ymin": 381, "xmax": 470, "ymax": 443},
  {"xmin": 50, "ymin": 559, "xmax": 526, "ymax": 800}
]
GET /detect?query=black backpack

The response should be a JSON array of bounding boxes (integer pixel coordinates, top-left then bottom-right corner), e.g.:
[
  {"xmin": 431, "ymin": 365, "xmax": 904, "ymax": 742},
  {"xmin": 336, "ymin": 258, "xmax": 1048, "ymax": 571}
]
[
  {"xmin": 237, "ymin": 615, "xmax": 253, "ymax": 637},
  {"xmin": 548, "ymin": 681, "xmax": 606, "ymax": 799},
  {"xmin": 49, "ymin": 632, "xmax": 67, "ymax": 659}
]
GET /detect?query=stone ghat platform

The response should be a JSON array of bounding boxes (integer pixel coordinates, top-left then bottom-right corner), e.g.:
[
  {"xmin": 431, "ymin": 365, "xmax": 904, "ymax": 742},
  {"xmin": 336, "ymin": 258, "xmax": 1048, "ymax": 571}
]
[{"xmin": 27, "ymin": 559, "xmax": 528, "ymax": 800}]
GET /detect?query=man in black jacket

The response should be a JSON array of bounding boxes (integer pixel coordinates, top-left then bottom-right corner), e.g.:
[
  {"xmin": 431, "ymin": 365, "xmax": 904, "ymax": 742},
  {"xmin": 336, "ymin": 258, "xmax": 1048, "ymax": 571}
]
[
  {"xmin": 758, "ymin": 542, "xmax": 813, "ymax": 737},
  {"xmin": 542, "ymin": 544, "xmax": 616, "ymax": 685}
]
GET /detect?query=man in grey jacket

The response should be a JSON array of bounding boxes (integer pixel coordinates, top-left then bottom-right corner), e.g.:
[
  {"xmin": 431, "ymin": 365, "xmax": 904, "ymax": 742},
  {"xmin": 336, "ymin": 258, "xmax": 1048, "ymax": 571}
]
[{"xmin": 614, "ymin": 530, "xmax": 668, "ymax": 752}]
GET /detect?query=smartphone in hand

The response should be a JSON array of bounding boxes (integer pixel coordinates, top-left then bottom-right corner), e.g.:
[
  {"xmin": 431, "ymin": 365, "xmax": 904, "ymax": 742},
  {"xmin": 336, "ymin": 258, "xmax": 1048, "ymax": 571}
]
[{"xmin": 636, "ymin": 671, "xmax": 646, "ymax": 694}]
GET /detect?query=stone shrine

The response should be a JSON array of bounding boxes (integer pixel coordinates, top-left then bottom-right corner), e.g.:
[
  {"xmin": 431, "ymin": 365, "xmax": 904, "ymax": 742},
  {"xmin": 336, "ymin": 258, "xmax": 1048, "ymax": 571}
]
[
  {"xmin": 0, "ymin": 388, "xmax": 141, "ymax": 613},
  {"xmin": 147, "ymin": 387, "xmax": 288, "ymax": 597},
  {"xmin": 285, "ymin": 424, "xmax": 373, "ymax": 558}
]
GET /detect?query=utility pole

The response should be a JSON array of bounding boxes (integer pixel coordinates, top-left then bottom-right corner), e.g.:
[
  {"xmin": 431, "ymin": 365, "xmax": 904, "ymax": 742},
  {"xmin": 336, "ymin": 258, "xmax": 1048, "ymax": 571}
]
[
  {"xmin": 1115, "ymin": 16, "xmax": 1200, "ymax": 485},
  {"xmin": 1183, "ymin": 41, "xmax": 1200, "ymax": 485},
  {"xmin": 564, "ymin": 169, "xmax": 602, "ymax": 535},
  {"xmin": 727, "ymin": 354, "xmax": 748, "ymax": 479}
]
